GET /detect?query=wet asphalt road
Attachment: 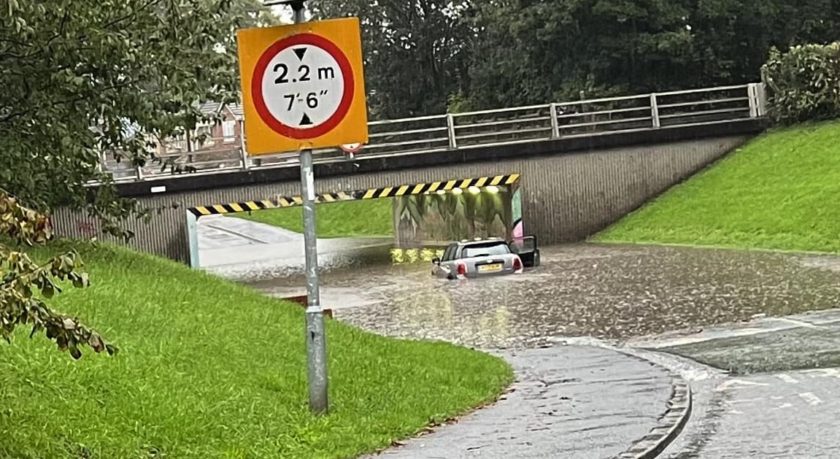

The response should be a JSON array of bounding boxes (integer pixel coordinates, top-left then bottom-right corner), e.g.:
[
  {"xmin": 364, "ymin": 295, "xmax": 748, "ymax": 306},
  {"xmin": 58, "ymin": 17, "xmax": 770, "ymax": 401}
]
[
  {"xmin": 370, "ymin": 346, "xmax": 673, "ymax": 459},
  {"xmin": 252, "ymin": 244, "xmax": 840, "ymax": 348},
  {"xmin": 667, "ymin": 369, "xmax": 840, "ymax": 458},
  {"xmin": 651, "ymin": 309, "xmax": 840, "ymax": 375},
  {"xmin": 633, "ymin": 309, "xmax": 840, "ymax": 458}
]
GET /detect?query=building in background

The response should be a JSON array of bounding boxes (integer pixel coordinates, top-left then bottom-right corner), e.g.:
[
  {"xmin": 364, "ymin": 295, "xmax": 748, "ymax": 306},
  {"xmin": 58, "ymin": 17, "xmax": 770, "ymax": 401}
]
[{"xmin": 154, "ymin": 102, "xmax": 244, "ymax": 157}]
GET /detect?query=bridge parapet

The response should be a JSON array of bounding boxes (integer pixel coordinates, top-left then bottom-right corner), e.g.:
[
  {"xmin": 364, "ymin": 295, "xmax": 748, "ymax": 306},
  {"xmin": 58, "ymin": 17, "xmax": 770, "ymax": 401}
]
[{"xmin": 98, "ymin": 83, "xmax": 767, "ymax": 184}]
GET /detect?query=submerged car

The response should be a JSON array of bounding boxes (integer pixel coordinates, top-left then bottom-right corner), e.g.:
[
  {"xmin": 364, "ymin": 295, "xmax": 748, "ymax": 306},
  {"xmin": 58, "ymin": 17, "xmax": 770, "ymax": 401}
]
[{"xmin": 432, "ymin": 236, "xmax": 540, "ymax": 280}]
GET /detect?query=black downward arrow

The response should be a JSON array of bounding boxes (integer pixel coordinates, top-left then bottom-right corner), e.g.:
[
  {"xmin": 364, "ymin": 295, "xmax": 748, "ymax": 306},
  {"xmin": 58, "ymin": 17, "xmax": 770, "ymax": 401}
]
[
  {"xmin": 293, "ymin": 48, "xmax": 307, "ymax": 60},
  {"xmin": 300, "ymin": 113, "xmax": 313, "ymax": 126}
]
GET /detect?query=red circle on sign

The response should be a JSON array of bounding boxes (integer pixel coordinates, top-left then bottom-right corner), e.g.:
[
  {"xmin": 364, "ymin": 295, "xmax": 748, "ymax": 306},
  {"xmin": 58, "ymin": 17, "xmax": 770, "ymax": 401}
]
[{"xmin": 252, "ymin": 33, "xmax": 355, "ymax": 140}]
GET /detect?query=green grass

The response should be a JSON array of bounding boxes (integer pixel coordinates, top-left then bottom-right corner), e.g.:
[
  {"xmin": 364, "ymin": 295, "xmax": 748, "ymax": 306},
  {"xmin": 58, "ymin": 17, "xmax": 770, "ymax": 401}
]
[
  {"xmin": 596, "ymin": 120, "xmax": 840, "ymax": 253},
  {"xmin": 0, "ymin": 242, "xmax": 512, "ymax": 458},
  {"xmin": 235, "ymin": 199, "xmax": 394, "ymax": 238}
]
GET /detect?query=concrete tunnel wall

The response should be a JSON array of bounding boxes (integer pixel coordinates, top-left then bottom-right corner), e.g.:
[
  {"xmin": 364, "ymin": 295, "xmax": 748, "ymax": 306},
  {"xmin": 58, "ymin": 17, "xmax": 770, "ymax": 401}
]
[{"xmin": 52, "ymin": 135, "xmax": 750, "ymax": 263}]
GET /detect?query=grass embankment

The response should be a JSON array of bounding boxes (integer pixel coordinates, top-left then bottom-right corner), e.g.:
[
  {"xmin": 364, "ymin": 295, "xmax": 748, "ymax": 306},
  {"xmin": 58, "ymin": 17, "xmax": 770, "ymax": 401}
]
[
  {"xmin": 596, "ymin": 120, "xmax": 840, "ymax": 253},
  {"xmin": 236, "ymin": 199, "xmax": 394, "ymax": 238},
  {"xmin": 0, "ymin": 242, "xmax": 512, "ymax": 458}
]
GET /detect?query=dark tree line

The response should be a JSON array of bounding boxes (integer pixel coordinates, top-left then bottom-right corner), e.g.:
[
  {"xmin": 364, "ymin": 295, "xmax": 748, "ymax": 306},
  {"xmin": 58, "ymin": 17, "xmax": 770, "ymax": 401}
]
[
  {"xmin": 314, "ymin": 0, "xmax": 473, "ymax": 119},
  {"xmin": 316, "ymin": 0, "xmax": 840, "ymax": 117}
]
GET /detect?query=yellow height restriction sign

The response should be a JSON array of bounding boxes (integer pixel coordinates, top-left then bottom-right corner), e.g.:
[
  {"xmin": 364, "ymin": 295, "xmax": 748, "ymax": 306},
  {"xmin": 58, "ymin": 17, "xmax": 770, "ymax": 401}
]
[{"xmin": 237, "ymin": 18, "xmax": 368, "ymax": 156}]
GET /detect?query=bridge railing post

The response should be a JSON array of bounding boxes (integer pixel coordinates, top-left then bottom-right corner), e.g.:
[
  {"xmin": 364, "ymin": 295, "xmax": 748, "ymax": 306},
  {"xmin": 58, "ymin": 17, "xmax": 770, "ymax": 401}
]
[
  {"xmin": 238, "ymin": 120, "xmax": 250, "ymax": 170},
  {"xmin": 650, "ymin": 93, "xmax": 661, "ymax": 128},
  {"xmin": 446, "ymin": 114, "xmax": 457, "ymax": 149},
  {"xmin": 549, "ymin": 103, "xmax": 560, "ymax": 139},
  {"xmin": 747, "ymin": 83, "xmax": 767, "ymax": 118},
  {"xmin": 756, "ymin": 82, "xmax": 768, "ymax": 117},
  {"xmin": 239, "ymin": 148, "xmax": 250, "ymax": 170}
]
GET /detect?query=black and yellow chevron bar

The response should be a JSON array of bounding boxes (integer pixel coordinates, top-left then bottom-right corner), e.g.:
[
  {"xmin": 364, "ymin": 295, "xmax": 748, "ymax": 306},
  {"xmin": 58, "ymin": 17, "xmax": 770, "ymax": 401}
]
[
  {"xmin": 188, "ymin": 174, "xmax": 520, "ymax": 217},
  {"xmin": 353, "ymin": 174, "xmax": 520, "ymax": 200}
]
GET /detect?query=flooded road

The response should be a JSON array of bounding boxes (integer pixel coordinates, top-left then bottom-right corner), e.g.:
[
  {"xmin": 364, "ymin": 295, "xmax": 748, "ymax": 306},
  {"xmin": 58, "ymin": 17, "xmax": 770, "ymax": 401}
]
[
  {"xmin": 197, "ymin": 215, "xmax": 393, "ymax": 279},
  {"xmin": 238, "ymin": 233, "xmax": 840, "ymax": 456},
  {"xmin": 249, "ymin": 243, "xmax": 840, "ymax": 348}
]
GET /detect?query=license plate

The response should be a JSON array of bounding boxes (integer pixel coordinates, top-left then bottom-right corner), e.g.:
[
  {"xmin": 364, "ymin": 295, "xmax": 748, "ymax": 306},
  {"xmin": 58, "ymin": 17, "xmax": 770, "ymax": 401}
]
[{"xmin": 478, "ymin": 263, "xmax": 503, "ymax": 273}]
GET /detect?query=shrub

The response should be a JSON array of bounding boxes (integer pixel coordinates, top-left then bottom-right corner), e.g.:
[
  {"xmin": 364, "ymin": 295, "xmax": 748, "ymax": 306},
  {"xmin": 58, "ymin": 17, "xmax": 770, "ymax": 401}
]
[
  {"xmin": 762, "ymin": 43, "xmax": 840, "ymax": 124},
  {"xmin": 0, "ymin": 191, "xmax": 114, "ymax": 359}
]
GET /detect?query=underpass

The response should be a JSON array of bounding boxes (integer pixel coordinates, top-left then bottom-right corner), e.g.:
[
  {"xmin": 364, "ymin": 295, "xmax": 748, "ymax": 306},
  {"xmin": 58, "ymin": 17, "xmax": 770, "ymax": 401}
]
[
  {"xmin": 57, "ymin": 84, "xmax": 766, "ymax": 263},
  {"xmin": 188, "ymin": 173, "xmax": 521, "ymax": 279}
]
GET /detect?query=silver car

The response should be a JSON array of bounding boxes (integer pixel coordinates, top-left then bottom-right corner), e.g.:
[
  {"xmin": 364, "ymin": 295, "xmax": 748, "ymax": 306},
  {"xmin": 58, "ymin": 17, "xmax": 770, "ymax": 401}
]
[{"xmin": 432, "ymin": 238, "xmax": 525, "ymax": 280}]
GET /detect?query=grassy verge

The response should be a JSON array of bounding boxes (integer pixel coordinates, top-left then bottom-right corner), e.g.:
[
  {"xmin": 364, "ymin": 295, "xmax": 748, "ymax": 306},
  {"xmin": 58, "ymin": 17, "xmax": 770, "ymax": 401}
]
[
  {"xmin": 235, "ymin": 199, "xmax": 394, "ymax": 238},
  {"xmin": 0, "ymin": 242, "xmax": 512, "ymax": 458},
  {"xmin": 595, "ymin": 120, "xmax": 840, "ymax": 253}
]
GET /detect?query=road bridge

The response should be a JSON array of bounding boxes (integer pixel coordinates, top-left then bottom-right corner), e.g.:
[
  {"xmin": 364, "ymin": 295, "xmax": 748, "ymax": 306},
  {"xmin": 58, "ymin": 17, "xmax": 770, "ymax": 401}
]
[{"xmin": 53, "ymin": 84, "xmax": 767, "ymax": 264}]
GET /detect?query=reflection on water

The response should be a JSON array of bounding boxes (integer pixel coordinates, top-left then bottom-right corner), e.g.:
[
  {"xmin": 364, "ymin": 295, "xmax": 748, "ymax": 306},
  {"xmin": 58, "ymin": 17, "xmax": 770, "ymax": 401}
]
[
  {"xmin": 210, "ymin": 243, "xmax": 452, "ymax": 282},
  {"xmin": 390, "ymin": 247, "xmax": 445, "ymax": 264},
  {"xmin": 391, "ymin": 285, "xmax": 454, "ymax": 332},
  {"xmin": 207, "ymin": 242, "xmax": 394, "ymax": 282}
]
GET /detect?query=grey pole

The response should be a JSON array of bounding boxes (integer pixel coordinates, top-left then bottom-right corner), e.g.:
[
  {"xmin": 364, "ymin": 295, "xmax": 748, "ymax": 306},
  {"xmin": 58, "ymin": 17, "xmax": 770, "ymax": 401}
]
[
  {"xmin": 292, "ymin": 1, "xmax": 305, "ymax": 23},
  {"xmin": 290, "ymin": 0, "xmax": 329, "ymax": 414}
]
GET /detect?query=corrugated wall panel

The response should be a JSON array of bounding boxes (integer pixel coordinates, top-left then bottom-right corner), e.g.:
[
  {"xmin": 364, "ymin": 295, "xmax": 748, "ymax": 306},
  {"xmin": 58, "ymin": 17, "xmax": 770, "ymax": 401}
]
[{"xmin": 52, "ymin": 136, "xmax": 749, "ymax": 263}]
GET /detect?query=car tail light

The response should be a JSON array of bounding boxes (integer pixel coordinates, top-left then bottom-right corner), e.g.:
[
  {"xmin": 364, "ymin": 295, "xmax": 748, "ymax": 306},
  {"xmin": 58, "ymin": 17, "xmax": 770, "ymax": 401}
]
[
  {"xmin": 513, "ymin": 257, "xmax": 523, "ymax": 273},
  {"xmin": 457, "ymin": 263, "xmax": 467, "ymax": 276}
]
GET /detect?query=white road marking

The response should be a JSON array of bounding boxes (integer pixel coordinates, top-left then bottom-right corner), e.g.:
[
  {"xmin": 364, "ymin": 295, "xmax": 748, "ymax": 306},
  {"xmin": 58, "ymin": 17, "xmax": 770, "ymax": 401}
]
[
  {"xmin": 777, "ymin": 317, "xmax": 821, "ymax": 329},
  {"xmin": 776, "ymin": 403, "xmax": 793, "ymax": 409},
  {"xmin": 634, "ymin": 328, "xmax": 772, "ymax": 348},
  {"xmin": 777, "ymin": 374, "xmax": 800, "ymax": 384},
  {"xmin": 799, "ymin": 392, "xmax": 822, "ymax": 406},
  {"xmin": 817, "ymin": 368, "xmax": 840, "ymax": 379},
  {"xmin": 726, "ymin": 397, "xmax": 766, "ymax": 405},
  {"xmin": 716, "ymin": 379, "xmax": 770, "ymax": 392}
]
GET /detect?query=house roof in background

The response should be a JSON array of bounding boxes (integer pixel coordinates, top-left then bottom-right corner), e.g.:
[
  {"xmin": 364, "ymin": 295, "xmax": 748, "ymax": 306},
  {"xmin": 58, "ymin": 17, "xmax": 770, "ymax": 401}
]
[{"xmin": 198, "ymin": 101, "xmax": 244, "ymax": 121}]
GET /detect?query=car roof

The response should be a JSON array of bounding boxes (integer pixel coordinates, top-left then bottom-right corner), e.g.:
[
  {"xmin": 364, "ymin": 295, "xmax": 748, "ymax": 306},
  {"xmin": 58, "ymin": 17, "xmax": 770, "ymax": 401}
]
[{"xmin": 456, "ymin": 238, "xmax": 506, "ymax": 247}]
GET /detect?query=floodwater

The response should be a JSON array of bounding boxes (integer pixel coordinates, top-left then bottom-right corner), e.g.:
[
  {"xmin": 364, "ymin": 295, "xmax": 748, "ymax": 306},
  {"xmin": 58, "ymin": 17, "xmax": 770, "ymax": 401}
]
[
  {"xmin": 198, "ymin": 215, "xmax": 395, "ymax": 280},
  {"xmin": 248, "ymin": 243, "xmax": 840, "ymax": 349}
]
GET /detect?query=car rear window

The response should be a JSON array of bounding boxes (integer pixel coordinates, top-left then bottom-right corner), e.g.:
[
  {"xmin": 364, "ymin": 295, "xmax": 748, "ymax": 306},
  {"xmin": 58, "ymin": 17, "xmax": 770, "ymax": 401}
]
[{"xmin": 461, "ymin": 242, "xmax": 510, "ymax": 259}]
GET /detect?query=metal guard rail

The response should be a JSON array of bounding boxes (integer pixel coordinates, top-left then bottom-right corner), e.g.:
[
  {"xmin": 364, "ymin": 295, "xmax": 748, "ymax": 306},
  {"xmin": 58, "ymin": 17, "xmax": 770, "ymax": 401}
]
[{"xmin": 98, "ymin": 83, "xmax": 768, "ymax": 183}]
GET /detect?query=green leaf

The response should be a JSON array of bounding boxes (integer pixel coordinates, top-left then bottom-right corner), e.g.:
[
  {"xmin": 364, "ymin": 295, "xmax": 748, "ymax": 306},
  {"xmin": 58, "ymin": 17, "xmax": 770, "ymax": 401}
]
[
  {"xmin": 41, "ymin": 281, "xmax": 55, "ymax": 299},
  {"xmin": 69, "ymin": 345, "xmax": 82, "ymax": 360}
]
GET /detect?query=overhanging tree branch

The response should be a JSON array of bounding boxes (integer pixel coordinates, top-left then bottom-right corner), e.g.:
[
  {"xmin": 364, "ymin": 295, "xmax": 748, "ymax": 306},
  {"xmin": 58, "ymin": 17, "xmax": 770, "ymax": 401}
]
[{"xmin": 0, "ymin": 190, "xmax": 115, "ymax": 359}]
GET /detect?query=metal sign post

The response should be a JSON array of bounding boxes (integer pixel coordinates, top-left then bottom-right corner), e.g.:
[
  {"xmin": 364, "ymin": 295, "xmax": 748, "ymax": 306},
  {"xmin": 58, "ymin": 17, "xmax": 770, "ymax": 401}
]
[
  {"xmin": 300, "ymin": 148, "xmax": 328, "ymax": 414},
  {"xmin": 245, "ymin": 1, "xmax": 368, "ymax": 414},
  {"xmin": 290, "ymin": 0, "xmax": 329, "ymax": 415}
]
